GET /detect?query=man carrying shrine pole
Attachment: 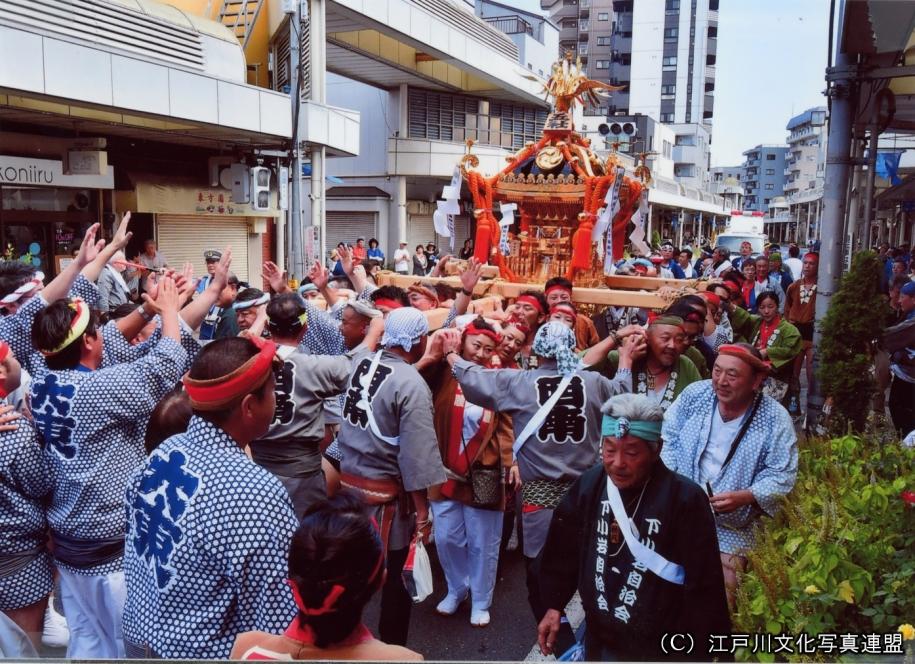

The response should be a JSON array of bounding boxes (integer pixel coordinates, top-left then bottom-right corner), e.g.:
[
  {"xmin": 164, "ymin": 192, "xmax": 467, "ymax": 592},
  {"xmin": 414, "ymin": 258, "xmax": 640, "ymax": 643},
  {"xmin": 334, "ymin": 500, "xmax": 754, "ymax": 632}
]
[
  {"xmin": 123, "ymin": 336, "xmax": 298, "ymax": 658},
  {"xmin": 443, "ymin": 321, "xmax": 644, "ymax": 652}
]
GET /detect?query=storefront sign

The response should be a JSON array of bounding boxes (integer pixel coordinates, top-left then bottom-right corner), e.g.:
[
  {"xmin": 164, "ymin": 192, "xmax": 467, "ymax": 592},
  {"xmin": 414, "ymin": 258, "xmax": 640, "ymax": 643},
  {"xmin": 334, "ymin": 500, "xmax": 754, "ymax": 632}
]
[
  {"xmin": 0, "ymin": 155, "xmax": 114, "ymax": 189},
  {"xmin": 118, "ymin": 179, "xmax": 280, "ymax": 218}
]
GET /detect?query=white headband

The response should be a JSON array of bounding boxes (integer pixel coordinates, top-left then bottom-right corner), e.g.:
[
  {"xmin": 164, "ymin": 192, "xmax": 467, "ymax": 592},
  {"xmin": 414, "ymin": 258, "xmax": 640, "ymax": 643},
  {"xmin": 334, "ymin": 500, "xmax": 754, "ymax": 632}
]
[
  {"xmin": 0, "ymin": 272, "xmax": 44, "ymax": 308},
  {"xmin": 233, "ymin": 293, "xmax": 270, "ymax": 311}
]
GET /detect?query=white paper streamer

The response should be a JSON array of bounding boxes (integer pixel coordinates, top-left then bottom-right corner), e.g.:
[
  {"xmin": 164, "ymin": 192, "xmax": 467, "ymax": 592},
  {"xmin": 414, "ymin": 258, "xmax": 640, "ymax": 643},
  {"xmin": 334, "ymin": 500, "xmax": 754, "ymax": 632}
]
[{"xmin": 498, "ymin": 202, "xmax": 517, "ymax": 256}]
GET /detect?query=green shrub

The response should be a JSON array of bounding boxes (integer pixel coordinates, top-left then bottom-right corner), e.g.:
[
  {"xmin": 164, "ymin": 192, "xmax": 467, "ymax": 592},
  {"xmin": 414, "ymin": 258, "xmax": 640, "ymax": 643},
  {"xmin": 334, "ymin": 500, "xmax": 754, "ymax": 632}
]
[
  {"xmin": 733, "ymin": 431, "xmax": 915, "ymax": 662},
  {"xmin": 817, "ymin": 251, "xmax": 888, "ymax": 432}
]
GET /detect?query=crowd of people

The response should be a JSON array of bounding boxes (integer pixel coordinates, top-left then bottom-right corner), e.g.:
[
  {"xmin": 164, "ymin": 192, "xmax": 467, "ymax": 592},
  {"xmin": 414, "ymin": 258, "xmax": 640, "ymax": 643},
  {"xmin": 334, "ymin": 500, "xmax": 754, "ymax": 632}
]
[{"xmin": 0, "ymin": 214, "xmax": 910, "ymax": 661}]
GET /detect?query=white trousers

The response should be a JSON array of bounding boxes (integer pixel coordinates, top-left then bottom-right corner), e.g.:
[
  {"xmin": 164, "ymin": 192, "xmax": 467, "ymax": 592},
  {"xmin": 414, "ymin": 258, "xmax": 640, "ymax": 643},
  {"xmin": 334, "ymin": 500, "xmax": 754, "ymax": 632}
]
[
  {"xmin": 431, "ymin": 500, "xmax": 503, "ymax": 611},
  {"xmin": 58, "ymin": 567, "xmax": 126, "ymax": 659}
]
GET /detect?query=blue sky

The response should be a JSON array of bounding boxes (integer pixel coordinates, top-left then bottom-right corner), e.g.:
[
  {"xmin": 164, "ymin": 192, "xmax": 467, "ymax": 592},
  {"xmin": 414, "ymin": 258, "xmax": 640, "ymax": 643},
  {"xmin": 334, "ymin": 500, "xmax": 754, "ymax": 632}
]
[
  {"xmin": 505, "ymin": 0, "xmax": 830, "ymax": 166},
  {"xmin": 712, "ymin": 0, "xmax": 830, "ymax": 165}
]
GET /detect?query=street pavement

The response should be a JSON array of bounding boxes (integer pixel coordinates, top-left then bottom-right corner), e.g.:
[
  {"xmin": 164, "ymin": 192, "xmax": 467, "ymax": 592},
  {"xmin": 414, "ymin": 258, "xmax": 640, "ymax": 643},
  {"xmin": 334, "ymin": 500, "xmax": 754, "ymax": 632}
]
[{"xmin": 364, "ymin": 542, "xmax": 545, "ymax": 661}]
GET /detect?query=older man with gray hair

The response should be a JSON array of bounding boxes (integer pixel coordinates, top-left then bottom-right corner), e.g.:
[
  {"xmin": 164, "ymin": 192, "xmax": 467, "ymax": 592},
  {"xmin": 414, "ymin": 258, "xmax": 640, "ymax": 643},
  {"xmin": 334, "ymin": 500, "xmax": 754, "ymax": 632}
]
[
  {"xmin": 537, "ymin": 393, "xmax": 730, "ymax": 661},
  {"xmin": 97, "ymin": 251, "xmax": 137, "ymax": 312}
]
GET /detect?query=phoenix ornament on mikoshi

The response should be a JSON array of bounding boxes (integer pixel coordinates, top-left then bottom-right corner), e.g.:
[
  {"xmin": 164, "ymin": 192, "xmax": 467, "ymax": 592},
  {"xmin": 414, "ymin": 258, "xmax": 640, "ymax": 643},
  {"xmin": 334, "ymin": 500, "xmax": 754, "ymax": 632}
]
[{"xmin": 459, "ymin": 54, "xmax": 647, "ymax": 287}]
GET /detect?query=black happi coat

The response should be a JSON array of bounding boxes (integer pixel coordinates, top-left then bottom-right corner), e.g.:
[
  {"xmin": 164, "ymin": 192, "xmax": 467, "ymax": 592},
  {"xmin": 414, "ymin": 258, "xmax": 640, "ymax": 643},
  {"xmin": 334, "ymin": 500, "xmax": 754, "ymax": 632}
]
[{"xmin": 539, "ymin": 461, "xmax": 732, "ymax": 661}]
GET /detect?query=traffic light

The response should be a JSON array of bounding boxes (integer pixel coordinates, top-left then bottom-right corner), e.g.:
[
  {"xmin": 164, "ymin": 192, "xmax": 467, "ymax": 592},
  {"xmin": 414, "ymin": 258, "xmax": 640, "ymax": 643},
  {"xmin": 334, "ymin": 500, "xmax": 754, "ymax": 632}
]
[{"xmin": 250, "ymin": 166, "xmax": 271, "ymax": 211}]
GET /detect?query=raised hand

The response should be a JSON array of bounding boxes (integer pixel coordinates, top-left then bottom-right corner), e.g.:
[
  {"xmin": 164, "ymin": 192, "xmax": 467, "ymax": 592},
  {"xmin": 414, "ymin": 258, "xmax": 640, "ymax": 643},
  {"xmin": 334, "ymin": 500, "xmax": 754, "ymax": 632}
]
[
  {"xmin": 459, "ymin": 257, "xmax": 483, "ymax": 294},
  {"xmin": 210, "ymin": 247, "xmax": 232, "ymax": 292},
  {"xmin": 262, "ymin": 260, "xmax": 287, "ymax": 293},
  {"xmin": 110, "ymin": 212, "xmax": 133, "ymax": 251},
  {"xmin": 338, "ymin": 244, "xmax": 354, "ymax": 275},
  {"xmin": 156, "ymin": 275, "xmax": 180, "ymax": 314},
  {"xmin": 308, "ymin": 260, "xmax": 329, "ymax": 291},
  {"xmin": 76, "ymin": 223, "xmax": 104, "ymax": 268}
]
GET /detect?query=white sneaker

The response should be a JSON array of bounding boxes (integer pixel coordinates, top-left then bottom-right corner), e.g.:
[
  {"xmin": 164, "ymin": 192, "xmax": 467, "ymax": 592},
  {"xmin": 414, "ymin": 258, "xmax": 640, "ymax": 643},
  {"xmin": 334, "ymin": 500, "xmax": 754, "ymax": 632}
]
[
  {"xmin": 470, "ymin": 608, "xmax": 491, "ymax": 627},
  {"xmin": 42, "ymin": 596, "xmax": 69, "ymax": 648},
  {"xmin": 435, "ymin": 592, "xmax": 467, "ymax": 616}
]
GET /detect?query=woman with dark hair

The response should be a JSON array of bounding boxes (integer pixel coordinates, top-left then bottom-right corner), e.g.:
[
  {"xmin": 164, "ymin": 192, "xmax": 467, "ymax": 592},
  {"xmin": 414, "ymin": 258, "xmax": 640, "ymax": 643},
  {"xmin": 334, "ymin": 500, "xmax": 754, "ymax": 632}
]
[
  {"xmin": 412, "ymin": 245, "xmax": 427, "ymax": 276},
  {"xmin": 748, "ymin": 290, "xmax": 801, "ymax": 402},
  {"xmin": 231, "ymin": 493, "xmax": 422, "ymax": 661},
  {"xmin": 366, "ymin": 238, "xmax": 384, "ymax": 263},
  {"xmin": 459, "ymin": 239, "xmax": 474, "ymax": 261},
  {"xmin": 418, "ymin": 320, "xmax": 514, "ymax": 627}
]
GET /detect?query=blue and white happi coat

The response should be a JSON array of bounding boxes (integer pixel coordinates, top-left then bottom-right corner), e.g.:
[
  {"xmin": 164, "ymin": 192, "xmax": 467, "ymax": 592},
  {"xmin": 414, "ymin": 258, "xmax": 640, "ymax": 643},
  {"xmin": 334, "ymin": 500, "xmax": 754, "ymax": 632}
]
[
  {"xmin": 0, "ymin": 417, "xmax": 53, "ymax": 611},
  {"xmin": 31, "ymin": 336, "xmax": 188, "ymax": 576},
  {"xmin": 660, "ymin": 381, "xmax": 798, "ymax": 554},
  {"xmin": 123, "ymin": 417, "xmax": 298, "ymax": 659}
]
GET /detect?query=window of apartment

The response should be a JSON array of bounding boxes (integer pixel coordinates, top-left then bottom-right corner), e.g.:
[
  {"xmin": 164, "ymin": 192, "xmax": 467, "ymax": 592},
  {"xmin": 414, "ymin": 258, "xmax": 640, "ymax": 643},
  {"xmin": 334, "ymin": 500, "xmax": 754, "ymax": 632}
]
[
  {"xmin": 664, "ymin": 27, "xmax": 678, "ymax": 39},
  {"xmin": 595, "ymin": 60, "xmax": 610, "ymax": 69},
  {"xmin": 597, "ymin": 36, "xmax": 611, "ymax": 45},
  {"xmin": 675, "ymin": 134, "xmax": 695, "ymax": 146},
  {"xmin": 562, "ymin": 19, "xmax": 577, "ymax": 28},
  {"xmin": 407, "ymin": 88, "xmax": 547, "ymax": 150},
  {"xmin": 666, "ymin": 0, "xmax": 680, "ymax": 10},
  {"xmin": 660, "ymin": 113, "xmax": 674, "ymax": 123},
  {"xmin": 662, "ymin": 140, "xmax": 672, "ymax": 158},
  {"xmin": 563, "ymin": 0, "xmax": 577, "ymax": 4},
  {"xmin": 662, "ymin": 56, "xmax": 677, "ymax": 67},
  {"xmin": 766, "ymin": 153, "xmax": 776, "ymax": 160},
  {"xmin": 616, "ymin": 53, "xmax": 632, "ymax": 65},
  {"xmin": 764, "ymin": 183, "xmax": 774, "ymax": 190},
  {"xmin": 661, "ymin": 84, "xmax": 676, "ymax": 95},
  {"xmin": 598, "ymin": 12, "xmax": 609, "ymax": 20},
  {"xmin": 765, "ymin": 168, "xmax": 775, "ymax": 175}
]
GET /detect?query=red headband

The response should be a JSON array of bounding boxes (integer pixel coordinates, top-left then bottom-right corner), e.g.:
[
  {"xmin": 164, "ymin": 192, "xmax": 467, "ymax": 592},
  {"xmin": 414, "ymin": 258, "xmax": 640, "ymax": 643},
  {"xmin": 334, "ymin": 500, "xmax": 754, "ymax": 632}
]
[
  {"xmin": 183, "ymin": 338, "xmax": 277, "ymax": 410},
  {"xmin": 515, "ymin": 294, "xmax": 545, "ymax": 314},
  {"xmin": 286, "ymin": 545, "xmax": 385, "ymax": 617},
  {"xmin": 701, "ymin": 292, "xmax": 722, "ymax": 308},
  {"xmin": 549, "ymin": 303, "xmax": 576, "ymax": 318},
  {"xmin": 464, "ymin": 323, "xmax": 501, "ymax": 344},
  {"xmin": 544, "ymin": 284, "xmax": 571, "ymax": 297},
  {"xmin": 718, "ymin": 344, "xmax": 770, "ymax": 373},
  {"xmin": 373, "ymin": 298, "xmax": 403, "ymax": 310}
]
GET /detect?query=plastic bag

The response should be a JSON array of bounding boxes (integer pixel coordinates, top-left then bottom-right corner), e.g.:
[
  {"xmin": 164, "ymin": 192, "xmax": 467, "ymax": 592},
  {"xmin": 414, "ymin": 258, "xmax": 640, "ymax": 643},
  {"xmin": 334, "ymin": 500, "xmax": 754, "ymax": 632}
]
[{"xmin": 401, "ymin": 536, "xmax": 433, "ymax": 603}]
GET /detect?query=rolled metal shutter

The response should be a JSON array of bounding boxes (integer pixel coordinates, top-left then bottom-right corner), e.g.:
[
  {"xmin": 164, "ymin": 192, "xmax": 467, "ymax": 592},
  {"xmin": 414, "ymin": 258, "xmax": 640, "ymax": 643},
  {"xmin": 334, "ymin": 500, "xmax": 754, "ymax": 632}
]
[
  {"xmin": 325, "ymin": 211, "xmax": 377, "ymax": 256},
  {"xmin": 408, "ymin": 214, "xmax": 436, "ymax": 251},
  {"xmin": 156, "ymin": 215, "xmax": 250, "ymax": 283}
]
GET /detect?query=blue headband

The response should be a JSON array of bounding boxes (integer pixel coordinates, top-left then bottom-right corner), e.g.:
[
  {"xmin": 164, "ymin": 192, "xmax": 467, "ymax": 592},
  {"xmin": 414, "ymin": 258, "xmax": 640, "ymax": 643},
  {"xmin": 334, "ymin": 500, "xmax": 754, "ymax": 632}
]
[{"xmin": 601, "ymin": 415, "xmax": 663, "ymax": 441}]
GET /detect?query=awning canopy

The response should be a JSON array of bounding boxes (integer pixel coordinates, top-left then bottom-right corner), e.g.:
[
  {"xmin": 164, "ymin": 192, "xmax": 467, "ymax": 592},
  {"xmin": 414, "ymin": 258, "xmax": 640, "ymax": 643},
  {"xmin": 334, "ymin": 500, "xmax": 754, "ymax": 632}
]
[{"xmin": 325, "ymin": 0, "xmax": 548, "ymax": 106}]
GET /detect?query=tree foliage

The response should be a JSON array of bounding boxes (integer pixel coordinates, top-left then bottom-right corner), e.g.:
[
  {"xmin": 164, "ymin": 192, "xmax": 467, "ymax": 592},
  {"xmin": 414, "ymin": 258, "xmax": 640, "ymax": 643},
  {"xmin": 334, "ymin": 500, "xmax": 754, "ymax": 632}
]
[
  {"xmin": 733, "ymin": 432, "xmax": 915, "ymax": 662},
  {"xmin": 816, "ymin": 251, "xmax": 887, "ymax": 432}
]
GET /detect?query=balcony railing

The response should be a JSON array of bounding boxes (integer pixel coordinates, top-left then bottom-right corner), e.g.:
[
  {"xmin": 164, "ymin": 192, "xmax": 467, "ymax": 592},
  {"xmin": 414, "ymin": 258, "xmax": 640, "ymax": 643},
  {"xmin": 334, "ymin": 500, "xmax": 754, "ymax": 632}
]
[
  {"xmin": 579, "ymin": 21, "xmax": 589, "ymax": 31},
  {"xmin": 482, "ymin": 15, "xmax": 534, "ymax": 37}
]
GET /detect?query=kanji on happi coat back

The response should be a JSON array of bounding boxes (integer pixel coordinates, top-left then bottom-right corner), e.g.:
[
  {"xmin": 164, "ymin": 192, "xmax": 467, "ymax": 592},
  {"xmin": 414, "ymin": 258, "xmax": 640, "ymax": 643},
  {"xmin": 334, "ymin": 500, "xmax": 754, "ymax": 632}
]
[{"xmin": 459, "ymin": 54, "xmax": 647, "ymax": 287}]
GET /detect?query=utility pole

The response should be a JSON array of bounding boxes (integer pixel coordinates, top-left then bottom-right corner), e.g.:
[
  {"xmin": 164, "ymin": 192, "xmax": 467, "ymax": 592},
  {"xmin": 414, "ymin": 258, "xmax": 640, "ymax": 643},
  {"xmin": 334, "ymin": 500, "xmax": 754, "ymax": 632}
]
[
  {"xmin": 808, "ymin": 0, "xmax": 854, "ymax": 432},
  {"xmin": 288, "ymin": 0, "xmax": 305, "ymax": 280},
  {"xmin": 308, "ymin": 0, "xmax": 327, "ymax": 265}
]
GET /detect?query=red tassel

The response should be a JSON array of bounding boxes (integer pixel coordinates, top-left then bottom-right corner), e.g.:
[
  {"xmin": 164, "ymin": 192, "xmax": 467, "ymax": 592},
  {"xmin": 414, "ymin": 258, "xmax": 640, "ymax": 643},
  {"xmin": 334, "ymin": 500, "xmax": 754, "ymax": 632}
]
[{"xmin": 570, "ymin": 225, "xmax": 592, "ymax": 270}]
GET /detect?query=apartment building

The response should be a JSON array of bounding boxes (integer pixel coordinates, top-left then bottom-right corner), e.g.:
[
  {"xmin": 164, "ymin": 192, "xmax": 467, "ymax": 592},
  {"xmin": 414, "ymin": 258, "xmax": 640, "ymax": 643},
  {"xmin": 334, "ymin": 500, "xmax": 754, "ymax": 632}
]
[
  {"xmin": 784, "ymin": 106, "xmax": 828, "ymax": 198},
  {"xmin": 542, "ymin": 0, "xmax": 718, "ymax": 126},
  {"xmin": 742, "ymin": 145, "xmax": 788, "ymax": 212}
]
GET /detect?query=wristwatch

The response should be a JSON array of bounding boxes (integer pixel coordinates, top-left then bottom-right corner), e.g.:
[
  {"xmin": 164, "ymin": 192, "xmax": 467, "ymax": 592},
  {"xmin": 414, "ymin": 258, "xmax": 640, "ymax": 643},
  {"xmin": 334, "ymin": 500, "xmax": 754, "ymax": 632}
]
[
  {"xmin": 461, "ymin": 287, "xmax": 473, "ymax": 296},
  {"xmin": 136, "ymin": 305, "xmax": 153, "ymax": 322}
]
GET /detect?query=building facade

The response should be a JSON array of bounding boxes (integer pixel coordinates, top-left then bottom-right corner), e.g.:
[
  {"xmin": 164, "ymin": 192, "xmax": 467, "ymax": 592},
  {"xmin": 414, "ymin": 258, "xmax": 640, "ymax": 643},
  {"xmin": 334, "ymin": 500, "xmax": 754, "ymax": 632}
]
[
  {"xmin": 741, "ymin": 145, "xmax": 788, "ymax": 212},
  {"xmin": 476, "ymin": 0, "xmax": 560, "ymax": 79}
]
